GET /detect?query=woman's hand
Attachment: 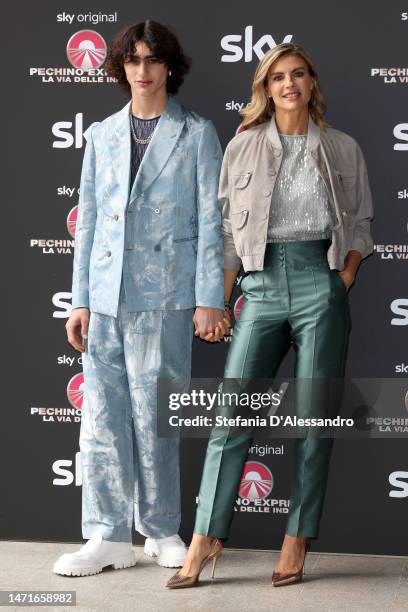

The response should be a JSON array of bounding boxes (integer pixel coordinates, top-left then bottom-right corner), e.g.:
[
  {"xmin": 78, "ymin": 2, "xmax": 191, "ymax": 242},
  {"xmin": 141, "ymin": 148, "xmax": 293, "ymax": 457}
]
[
  {"xmin": 202, "ymin": 309, "xmax": 232, "ymax": 343},
  {"xmin": 338, "ymin": 269, "xmax": 355, "ymax": 290},
  {"xmin": 194, "ymin": 307, "xmax": 225, "ymax": 340},
  {"xmin": 338, "ymin": 250, "xmax": 362, "ymax": 290}
]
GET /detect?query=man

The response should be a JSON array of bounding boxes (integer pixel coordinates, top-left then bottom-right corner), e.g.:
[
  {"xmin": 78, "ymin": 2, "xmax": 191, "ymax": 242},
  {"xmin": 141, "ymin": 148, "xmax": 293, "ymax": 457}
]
[{"xmin": 54, "ymin": 20, "xmax": 227, "ymax": 577}]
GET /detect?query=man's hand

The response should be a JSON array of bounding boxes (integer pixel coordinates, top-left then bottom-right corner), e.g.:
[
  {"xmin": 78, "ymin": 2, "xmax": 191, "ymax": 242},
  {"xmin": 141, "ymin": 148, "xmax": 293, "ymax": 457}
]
[
  {"xmin": 203, "ymin": 309, "xmax": 232, "ymax": 342},
  {"xmin": 66, "ymin": 308, "xmax": 90, "ymax": 352},
  {"xmin": 193, "ymin": 307, "xmax": 227, "ymax": 342}
]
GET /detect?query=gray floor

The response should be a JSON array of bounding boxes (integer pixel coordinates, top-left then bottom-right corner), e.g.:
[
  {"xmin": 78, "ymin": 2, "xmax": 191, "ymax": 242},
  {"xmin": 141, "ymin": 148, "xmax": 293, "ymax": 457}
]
[{"xmin": 0, "ymin": 541, "xmax": 407, "ymax": 611}]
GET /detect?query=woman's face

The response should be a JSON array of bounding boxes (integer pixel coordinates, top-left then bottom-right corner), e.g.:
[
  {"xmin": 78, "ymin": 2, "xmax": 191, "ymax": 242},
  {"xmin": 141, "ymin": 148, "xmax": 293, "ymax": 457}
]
[{"xmin": 265, "ymin": 54, "xmax": 314, "ymax": 113}]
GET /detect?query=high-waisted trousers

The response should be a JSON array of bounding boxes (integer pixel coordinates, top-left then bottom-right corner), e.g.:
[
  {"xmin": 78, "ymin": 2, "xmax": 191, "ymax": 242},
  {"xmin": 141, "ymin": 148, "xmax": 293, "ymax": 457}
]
[
  {"xmin": 80, "ymin": 284, "xmax": 194, "ymax": 542},
  {"xmin": 194, "ymin": 240, "xmax": 350, "ymax": 540}
]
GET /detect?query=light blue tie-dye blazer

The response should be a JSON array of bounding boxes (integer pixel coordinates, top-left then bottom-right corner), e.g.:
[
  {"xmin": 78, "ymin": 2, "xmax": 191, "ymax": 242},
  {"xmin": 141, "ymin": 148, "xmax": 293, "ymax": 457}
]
[{"xmin": 71, "ymin": 97, "xmax": 224, "ymax": 316}]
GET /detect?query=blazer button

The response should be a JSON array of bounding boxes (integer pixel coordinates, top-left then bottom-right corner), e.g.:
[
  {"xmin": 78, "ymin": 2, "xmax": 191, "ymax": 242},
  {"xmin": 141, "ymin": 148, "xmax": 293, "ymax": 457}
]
[
  {"xmin": 341, "ymin": 210, "xmax": 347, "ymax": 217},
  {"xmin": 154, "ymin": 208, "xmax": 161, "ymax": 214},
  {"xmin": 114, "ymin": 214, "xmax": 119, "ymax": 221},
  {"xmin": 264, "ymin": 191, "xmax": 271, "ymax": 197},
  {"xmin": 275, "ymin": 150, "xmax": 282, "ymax": 157},
  {"xmin": 106, "ymin": 251, "xmax": 111, "ymax": 257}
]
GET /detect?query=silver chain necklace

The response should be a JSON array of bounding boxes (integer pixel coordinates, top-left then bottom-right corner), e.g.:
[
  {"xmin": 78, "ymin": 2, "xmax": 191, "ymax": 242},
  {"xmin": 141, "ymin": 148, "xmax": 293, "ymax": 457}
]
[{"xmin": 130, "ymin": 116, "xmax": 157, "ymax": 145}]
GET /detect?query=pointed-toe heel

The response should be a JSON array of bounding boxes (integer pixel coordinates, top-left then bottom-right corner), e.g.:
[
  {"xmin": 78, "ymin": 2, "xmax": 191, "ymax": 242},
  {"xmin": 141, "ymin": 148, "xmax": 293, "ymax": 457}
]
[
  {"xmin": 165, "ymin": 538, "xmax": 223, "ymax": 589},
  {"xmin": 272, "ymin": 538, "xmax": 311, "ymax": 587}
]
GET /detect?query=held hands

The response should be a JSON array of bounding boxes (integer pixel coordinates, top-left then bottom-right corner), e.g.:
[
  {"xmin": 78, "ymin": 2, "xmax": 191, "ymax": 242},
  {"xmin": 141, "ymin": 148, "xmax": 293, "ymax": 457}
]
[
  {"xmin": 193, "ymin": 306, "xmax": 231, "ymax": 343},
  {"xmin": 66, "ymin": 307, "xmax": 90, "ymax": 352}
]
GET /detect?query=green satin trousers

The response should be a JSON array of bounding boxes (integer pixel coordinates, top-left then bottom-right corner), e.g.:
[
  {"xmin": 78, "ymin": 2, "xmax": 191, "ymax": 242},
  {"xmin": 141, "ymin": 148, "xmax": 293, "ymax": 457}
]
[{"xmin": 194, "ymin": 240, "xmax": 351, "ymax": 540}]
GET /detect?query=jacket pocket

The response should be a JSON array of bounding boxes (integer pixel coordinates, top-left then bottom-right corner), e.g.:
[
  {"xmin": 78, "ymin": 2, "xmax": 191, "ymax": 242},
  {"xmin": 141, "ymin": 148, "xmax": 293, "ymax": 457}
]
[
  {"xmin": 173, "ymin": 236, "xmax": 199, "ymax": 243},
  {"xmin": 230, "ymin": 208, "xmax": 249, "ymax": 229},
  {"xmin": 335, "ymin": 170, "xmax": 357, "ymax": 217},
  {"xmin": 335, "ymin": 170, "xmax": 356, "ymax": 191},
  {"xmin": 232, "ymin": 172, "xmax": 252, "ymax": 189}
]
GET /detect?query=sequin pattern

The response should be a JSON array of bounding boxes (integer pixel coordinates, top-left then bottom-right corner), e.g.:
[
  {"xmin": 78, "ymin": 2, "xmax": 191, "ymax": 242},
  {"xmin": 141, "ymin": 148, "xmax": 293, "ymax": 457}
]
[{"xmin": 267, "ymin": 134, "xmax": 334, "ymax": 242}]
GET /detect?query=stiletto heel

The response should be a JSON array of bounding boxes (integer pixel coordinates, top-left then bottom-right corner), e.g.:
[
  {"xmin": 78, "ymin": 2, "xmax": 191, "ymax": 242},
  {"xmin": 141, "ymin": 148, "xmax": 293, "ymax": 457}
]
[
  {"xmin": 272, "ymin": 537, "xmax": 311, "ymax": 587},
  {"xmin": 210, "ymin": 553, "xmax": 218, "ymax": 579},
  {"xmin": 165, "ymin": 538, "xmax": 223, "ymax": 589}
]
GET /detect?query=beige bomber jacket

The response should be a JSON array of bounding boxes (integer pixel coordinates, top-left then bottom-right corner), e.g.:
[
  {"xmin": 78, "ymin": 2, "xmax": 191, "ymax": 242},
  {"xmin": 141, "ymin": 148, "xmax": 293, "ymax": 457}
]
[{"xmin": 221, "ymin": 113, "xmax": 374, "ymax": 272}]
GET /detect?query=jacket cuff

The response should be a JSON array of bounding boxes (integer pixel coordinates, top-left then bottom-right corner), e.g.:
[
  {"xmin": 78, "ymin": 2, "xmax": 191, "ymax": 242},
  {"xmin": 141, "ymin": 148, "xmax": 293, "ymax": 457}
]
[
  {"xmin": 195, "ymin": 283, "xmax": 224, "ymax": 311},
  {"xmin": 72, "ymin": 290, "xmax": 89, "ymax": 310},
  {"xmin": 195, "ymin": 301, "xmax": 225, "ymax": 310},
  {"xmin": 224, "ymin": 253, "xmax": 242, "ymax": 271},
  {"xmin": 350, "ymin": 235, "xmax": 374, "ymax": 259}
]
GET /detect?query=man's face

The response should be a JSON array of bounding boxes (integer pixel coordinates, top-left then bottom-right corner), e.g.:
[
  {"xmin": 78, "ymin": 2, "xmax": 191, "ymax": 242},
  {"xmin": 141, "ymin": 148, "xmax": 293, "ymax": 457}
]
[{"xmin": 123, "ymin": 41, "xmax": 168, "ymax": 98}]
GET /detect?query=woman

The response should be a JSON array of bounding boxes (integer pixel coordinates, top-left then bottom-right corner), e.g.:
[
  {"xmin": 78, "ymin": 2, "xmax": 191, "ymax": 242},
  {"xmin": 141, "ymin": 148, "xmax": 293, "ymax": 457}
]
[{"xmin": 166, "ymin": 42, "xmax": 374, "ymax": 588}]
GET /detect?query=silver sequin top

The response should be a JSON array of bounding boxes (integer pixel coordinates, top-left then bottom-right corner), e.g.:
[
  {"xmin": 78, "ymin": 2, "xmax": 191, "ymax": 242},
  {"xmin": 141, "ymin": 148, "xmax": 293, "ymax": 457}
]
[{"xmin": 267, "ymin": 134, "xmax": 334, "ymax": 242}]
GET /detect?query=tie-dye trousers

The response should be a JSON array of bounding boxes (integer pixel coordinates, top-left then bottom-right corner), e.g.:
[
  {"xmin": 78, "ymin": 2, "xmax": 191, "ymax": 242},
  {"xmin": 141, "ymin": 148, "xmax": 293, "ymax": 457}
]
[{"xmin": 80, "ymin": 287, "xmax": 194, "ymax": 542}]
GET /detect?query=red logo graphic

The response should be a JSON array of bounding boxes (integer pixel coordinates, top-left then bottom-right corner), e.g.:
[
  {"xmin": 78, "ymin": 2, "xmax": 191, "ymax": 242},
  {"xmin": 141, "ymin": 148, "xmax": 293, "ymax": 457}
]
[
  {"xmin": 239, "ymin": 461, "xmax": 273, "ymax": 500},
  {"xmin": 67, "ymin": 205, "xmax": 78, "ymax": 238},
  {"xmin": 67, "ymin": 30, "xmax": 107, "ymax": 71},
  {"xmin": 67, "ymin": 373, "xmax": 85, "ymax": 410},
  {"xmin": 233, "ymin": 295, "xmax": 245, "ymax": 320}
]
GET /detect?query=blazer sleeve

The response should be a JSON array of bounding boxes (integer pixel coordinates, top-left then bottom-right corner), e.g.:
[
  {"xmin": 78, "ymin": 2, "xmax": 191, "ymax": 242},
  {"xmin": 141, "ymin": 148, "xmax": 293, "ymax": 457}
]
[
  {"xmin": 350, "ymin": 143, "xmax": 374, "ymax": 259},
  {"xmin": 71, "ymin": 123, "xmax": 99, "ymax": 309},
  {"xmin": 194, "ymin": 120, "xmax": 225, "ymax": 310},
  {"xmin": 220, "ymin": 144, "xmax": 242, "ymax": 272}
]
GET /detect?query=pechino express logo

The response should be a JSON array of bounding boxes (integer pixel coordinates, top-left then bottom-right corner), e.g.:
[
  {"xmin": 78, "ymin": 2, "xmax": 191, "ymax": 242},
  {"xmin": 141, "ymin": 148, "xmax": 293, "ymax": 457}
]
[
  {"xmin": 364, "ymin": 388, "xmax": 408, "ymax": 435},
  {"xmin": 235, "ymin": 461, "xmax": 290, "ymax": 515},
  {"xmin": 29, "ymin": 30, "xmax": 115, "ymax": 84},
  {"xmin": 29, "ymin": 373, "xmax": 84, "ymax": 423},
  {"xmin": 67, "ymin": 372, "xmax": 85, "ymax": 409},
  {"xmin": 233, "ymin": 294, "xmax": 245, "ymax": 320},
  {"xmin": 239, "ymin": 461, "xmax": 273, "ymax": 500},
  {"xmin": 67, "ymin": 205, "xmax": 78, "ymax": 238},
  {"xmin": 66, "ymin": 30, "xmax": 107, "ymax": 70},
  {"xmin": 29, "ymin": 203, "xmax": 77, "ymax": 255}
]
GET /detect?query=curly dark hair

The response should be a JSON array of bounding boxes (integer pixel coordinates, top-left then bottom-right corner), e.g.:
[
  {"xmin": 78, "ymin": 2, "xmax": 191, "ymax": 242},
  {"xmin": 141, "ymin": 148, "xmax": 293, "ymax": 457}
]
[{"xmin": 105, "ymin": 20, "xmax": 191, "ymax": 95}]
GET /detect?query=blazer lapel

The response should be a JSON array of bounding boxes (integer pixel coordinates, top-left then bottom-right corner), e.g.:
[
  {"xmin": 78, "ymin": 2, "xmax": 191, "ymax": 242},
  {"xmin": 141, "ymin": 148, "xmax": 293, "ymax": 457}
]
[
  {"xmin": 109, "ymin": 101, "xmax": 132, "ymax": 212},
  {"xmin": 129, "ymin": 96, "xmax": 185, "ymax": 203}
]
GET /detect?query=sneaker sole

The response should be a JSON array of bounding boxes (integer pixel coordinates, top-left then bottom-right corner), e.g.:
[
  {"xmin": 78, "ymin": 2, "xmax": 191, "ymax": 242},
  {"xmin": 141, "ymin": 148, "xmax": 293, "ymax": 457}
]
[
  {"xmin": 143, "ymin": 542, "xmax": 185, "ymax": 568},
  {"xmin": 155, "ymin": 557, "xmax": 186, "ymax": 568},
  {"xmin": 53, "ymin": 553, "xmax": 137, "ymax": 577}
]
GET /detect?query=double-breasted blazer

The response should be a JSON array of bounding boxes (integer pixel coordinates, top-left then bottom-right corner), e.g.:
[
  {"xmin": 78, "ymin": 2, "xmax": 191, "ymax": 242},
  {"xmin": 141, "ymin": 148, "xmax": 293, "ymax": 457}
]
[{"xmin": 72, "ymin": 97, "xmax": 224, "ymax": 316}]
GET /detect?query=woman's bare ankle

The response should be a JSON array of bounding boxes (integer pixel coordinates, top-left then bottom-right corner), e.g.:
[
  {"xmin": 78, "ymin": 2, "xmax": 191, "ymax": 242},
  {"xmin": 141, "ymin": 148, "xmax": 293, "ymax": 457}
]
[
  {"xmin": 179, "ymin": 535, "xmax": 214, "ymax": 576},
  {"xmin": 190, "ymin": 533, "xmax": 213, "ymax": 548}
]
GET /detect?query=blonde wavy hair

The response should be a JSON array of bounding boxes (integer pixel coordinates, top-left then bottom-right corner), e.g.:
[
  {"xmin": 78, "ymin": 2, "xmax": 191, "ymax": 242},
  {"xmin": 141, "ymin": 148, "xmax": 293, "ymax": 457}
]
[{"xmin": 240, "ymin": 42, "xmax": 330, "ymax": 129}]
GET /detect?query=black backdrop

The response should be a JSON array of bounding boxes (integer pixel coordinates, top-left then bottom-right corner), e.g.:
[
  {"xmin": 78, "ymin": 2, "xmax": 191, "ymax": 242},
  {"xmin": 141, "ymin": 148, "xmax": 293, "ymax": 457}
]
[{"xmin": 2, "ymin": 1, "xmax": 408, "ymax": 556}]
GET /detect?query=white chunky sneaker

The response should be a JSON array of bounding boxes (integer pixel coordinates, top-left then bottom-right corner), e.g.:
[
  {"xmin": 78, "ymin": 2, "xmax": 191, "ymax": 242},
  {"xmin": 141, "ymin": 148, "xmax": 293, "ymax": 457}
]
[
  {"xmin": 53, "ymin": 531, "xmax": 136, "ymax": 577},
  {"xmin": 144, "ymin": 534, "xmax": 187, "ymax": 568}
]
